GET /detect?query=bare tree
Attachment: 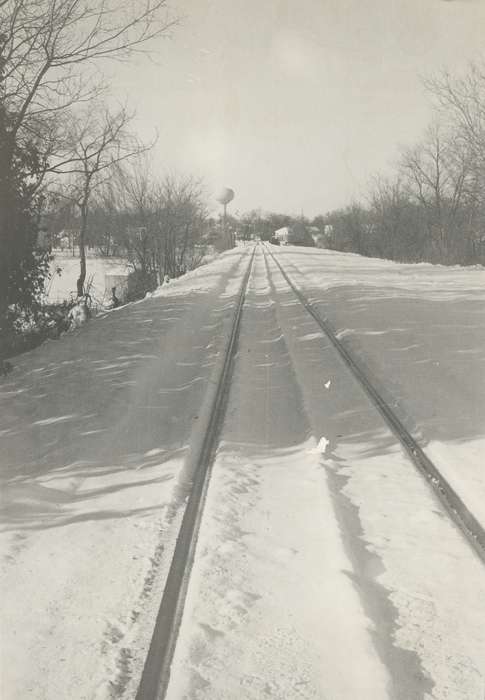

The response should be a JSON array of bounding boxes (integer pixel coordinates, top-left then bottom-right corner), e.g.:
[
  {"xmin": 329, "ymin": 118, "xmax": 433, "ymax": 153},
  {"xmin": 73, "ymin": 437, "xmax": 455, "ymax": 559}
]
[
  {"xmin": 0, "ymin": 0, "xmax": 176, "ymax": 329},
  {"xmin": 0, "ymin": 0, "xmax": 175, "ymax": 166},
  {"xmin": 424, "ymin": 64, "xmax": 485, "ymax": 254},
  {"xmin": 156, "ymin": 174, "xmax": 208, "ymax": 278},
  {"xmin": 368, "ymin": 175, "xmax": 428, "ymax": 262},
  {"xmin": 56, "ymin": 105, "xmax": 149, "ymax": 295},
  {"xmin": 81, "ymin": 161, "xmax": 210, "ymax": 298},
  {"xmin": 424, "ymin": 63, "xmax": 485, "ymax": 166},
  {"xmin": 400, "ymin": 123, "xmax": 475, "ymax": 259}
]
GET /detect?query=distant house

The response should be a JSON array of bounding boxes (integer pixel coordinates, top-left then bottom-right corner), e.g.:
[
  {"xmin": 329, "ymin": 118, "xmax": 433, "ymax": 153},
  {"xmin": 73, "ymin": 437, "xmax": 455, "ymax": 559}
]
[
  {"xmin": 274, "ymin": 223, "xmax": 315, "ymax": 247},
  {"xmin": 274, "ymin": 226, "xmax": 289, "ymax": 244}
]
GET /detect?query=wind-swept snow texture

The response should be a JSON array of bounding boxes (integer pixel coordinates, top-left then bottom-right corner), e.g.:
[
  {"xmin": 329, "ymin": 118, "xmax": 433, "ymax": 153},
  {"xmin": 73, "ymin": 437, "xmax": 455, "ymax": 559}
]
[
  {"xmin": 166, "ymin": 247, "xmax": 485, "ymax": 700},
  {"xmin": 2, "ymin": 243, "xmax": 485, "ymax": 700},
  {"xmin": 0, "ymin": 247, "xmax": 252, "ymax": 700},
  {"xmin": 272, "ymin": 246, "xmax": 485, "ymax": 533}
]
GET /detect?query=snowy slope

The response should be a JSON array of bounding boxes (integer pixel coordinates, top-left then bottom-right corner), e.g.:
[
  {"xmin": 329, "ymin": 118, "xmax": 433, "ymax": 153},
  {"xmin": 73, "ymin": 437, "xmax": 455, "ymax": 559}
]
[{"xmin": 0, "ymin": 248, "xmax": 252, "ymax": 699}]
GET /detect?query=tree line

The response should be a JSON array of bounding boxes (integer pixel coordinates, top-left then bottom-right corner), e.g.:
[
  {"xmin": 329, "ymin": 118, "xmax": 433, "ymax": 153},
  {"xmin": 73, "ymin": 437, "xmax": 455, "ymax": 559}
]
[
  {"xmin": 319, "ymin": 64, "xmax": 485, "ymax": 265},
  {"xmin": 2, "ymin": 3, "xmax": 483, "ymax": 368},
  {"xmin": 50, "ymin": 163, "xmax": 214, "ymax": 300},
  {"xmin": 0, "ymin": 0, "xmax": 197, "ymax": 363}
]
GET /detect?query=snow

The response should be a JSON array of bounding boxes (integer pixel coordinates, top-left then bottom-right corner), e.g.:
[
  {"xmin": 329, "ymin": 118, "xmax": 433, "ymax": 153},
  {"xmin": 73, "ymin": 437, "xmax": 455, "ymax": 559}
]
[
  {"xmin": 2, "ymin": 242, "xmax": 485, "ymax": 699},
  {"xmin": 1, "ymin": 453, "xmax": 185, "ymax": 699},
  {"xmin": 0, "ymin": 247, "xmax": 252, "ymax": 699},
  {"xmin": 167, "ymin": 442, "xmax": 391, "ymax": 700},
  {"xmin": 165, "ymin": 246, "xmax": 485, "ymax": 699},
  {"xmin": 46, "ymin": 254, "xmax": 131, "ymax": 304},
  {"xmin": 313, "ymin": 436, "xmax": 330, "ymax": 453},
  {"xmin": 270, "ymin": 245, "xmax": 485, "ymax": 531},
  {"xmin": 166, "ymin": 251, "xmax": 392, "ymax": 699},
  {"xmin": 46, "ymin": 248, "xmax": 222, "ymax": 306},
  {"xmin": 425, "ymin": 437, "xmax": 485, "ymax": 532}
]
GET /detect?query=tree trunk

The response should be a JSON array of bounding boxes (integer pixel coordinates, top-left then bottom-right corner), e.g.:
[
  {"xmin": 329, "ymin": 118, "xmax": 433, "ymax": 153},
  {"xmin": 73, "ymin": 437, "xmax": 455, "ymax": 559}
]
[
  {"xmin": 77, "ymin": 199, "xmax": 88, "ymax": 296},
  {"xmin": 0, "ymin": 135, "xmax": 16, "ymax": 313}
]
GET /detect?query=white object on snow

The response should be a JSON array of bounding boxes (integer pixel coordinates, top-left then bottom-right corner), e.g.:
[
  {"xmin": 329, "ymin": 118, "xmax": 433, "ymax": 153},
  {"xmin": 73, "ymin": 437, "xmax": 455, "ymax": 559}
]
[{"xmin": 308, "ymin": 436, "xmax": 330, "ymax": 455}]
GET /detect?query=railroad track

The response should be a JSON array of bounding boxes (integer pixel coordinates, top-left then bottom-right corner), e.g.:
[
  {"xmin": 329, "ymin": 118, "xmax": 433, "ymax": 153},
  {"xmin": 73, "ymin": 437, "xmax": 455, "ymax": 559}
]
[
  {"xmin": 263, "ymin": 242, "xmax": 485, "ymax": 565},
  {"xmin": 135, "ymin": 245, "xmax": 256, "ymax": 700},
  {"xmin": 136, "ymin": 241, "xmax": 484, "ymax": 699}
]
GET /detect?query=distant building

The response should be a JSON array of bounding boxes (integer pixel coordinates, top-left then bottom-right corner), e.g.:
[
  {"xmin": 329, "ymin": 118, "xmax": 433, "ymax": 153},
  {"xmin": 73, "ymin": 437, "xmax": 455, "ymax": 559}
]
[
  {"xmin": 274, "ymin": 223, "xmax": 315, "ymax": 247},
  {"xmin": 274, "ymin": 226, "xmax": 290, "ymax": 244}
]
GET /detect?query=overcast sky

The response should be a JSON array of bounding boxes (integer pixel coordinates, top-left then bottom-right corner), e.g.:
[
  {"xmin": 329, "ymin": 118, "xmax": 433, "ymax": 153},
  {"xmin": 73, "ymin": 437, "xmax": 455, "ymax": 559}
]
[{"xmin": 111, "ymin": 0, "xmax": 485, "ymax": 217}]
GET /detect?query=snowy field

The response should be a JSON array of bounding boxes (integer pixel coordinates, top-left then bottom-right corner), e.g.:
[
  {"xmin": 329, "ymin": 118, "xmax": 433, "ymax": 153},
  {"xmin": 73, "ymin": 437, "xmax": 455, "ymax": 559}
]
[
  {"xmin": 45, "ymin": 249, "xmax": 220, "ymax": 306},
  {"xmin": 46, "ymin": 253, "xmax": 132, "ymax": 305},
  {"xmin": 1, "ymin": 243, "xmax": 484, "ymax": 699}
]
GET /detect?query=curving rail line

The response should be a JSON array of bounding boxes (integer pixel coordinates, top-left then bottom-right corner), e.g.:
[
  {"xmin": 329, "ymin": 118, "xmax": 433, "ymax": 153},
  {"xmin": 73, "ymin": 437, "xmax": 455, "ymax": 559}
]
[{"xmin": 263, "ymin": 242, "xmax": 485, "ymax": 566}]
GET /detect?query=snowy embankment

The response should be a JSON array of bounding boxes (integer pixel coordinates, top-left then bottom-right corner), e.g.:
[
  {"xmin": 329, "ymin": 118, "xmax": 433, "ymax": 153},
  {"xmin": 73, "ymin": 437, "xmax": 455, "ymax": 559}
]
[
  {"xmin": 0, "ymin": 247, "xmax": 251, "ymax": 700},
  {"xmin": 166, "ymin": 246, "xmax": 485, "ymax": 700},
  {"xmin": 273, "ymin": 246, "xmax": 485, "ymax": 532},
  {"xmin": 2, "ymin": 242, "xmax": 484, "ymax": 699}
]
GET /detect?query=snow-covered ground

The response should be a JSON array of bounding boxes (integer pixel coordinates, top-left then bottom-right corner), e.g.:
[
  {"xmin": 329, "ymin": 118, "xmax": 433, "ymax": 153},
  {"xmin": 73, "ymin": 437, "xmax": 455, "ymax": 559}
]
[
  {"xmin": 45, "ymin": 248, "xmax": 220, "ymax": 306},
  {"xmin": 0, "ymin": 248, "xmax": 252, "ymax": 699},
  {"xmin": 269, "ymin": 245, "xmax": 485, "ymax": 531},
  {"xmin": 1, "ymin": 243, "xmax": 484, "ymax": 699},
  {"xmin": 46, "ymin": 253, "xmax": 132, "ymax": 305},
  {"xmin": 166, "ymin": 246, "xmax": 485, "ymax": 700}
]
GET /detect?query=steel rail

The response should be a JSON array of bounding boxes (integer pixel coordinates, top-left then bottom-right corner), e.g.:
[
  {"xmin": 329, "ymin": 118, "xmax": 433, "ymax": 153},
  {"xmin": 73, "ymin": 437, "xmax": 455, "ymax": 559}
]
[
  {"xmin": 135, "ymin": 246, "xmax": 256, "ymax": 700},
  {"xmin": 264, "ymin": 244, "xmax": 485, "ymax": 565}
]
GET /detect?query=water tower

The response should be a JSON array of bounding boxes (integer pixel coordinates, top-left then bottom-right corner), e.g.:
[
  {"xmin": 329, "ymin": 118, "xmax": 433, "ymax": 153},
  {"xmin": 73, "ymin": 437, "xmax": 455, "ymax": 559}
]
[{"xmin": 216, "ymin": 187, "xmax": 235, "ymax": 247}]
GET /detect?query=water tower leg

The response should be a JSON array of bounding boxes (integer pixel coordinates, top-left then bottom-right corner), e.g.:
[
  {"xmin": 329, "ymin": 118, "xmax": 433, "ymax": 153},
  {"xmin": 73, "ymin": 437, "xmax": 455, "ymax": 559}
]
[{"xmin": 223, "ymin": 202, "xmax": 227, "ymax": 244}]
